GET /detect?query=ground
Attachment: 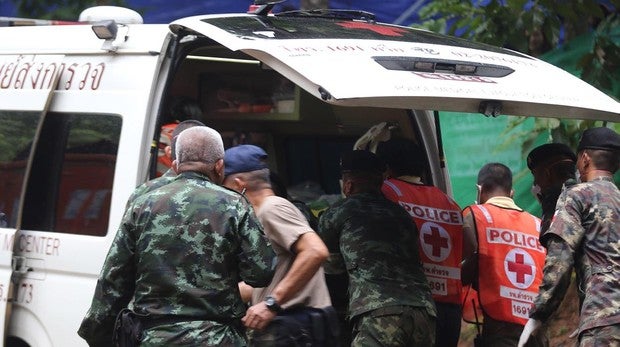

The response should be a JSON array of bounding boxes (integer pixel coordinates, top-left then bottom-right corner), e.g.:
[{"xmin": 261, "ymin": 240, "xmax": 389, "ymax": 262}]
[{"xmin": 458, "ymin": 279, "xmax": 580, "ymax": 347}]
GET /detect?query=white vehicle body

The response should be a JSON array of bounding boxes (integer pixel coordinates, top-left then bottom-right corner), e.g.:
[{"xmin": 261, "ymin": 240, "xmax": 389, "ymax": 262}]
[{"xmin": 0, "ymin": 5, "xmax": 617, "ymax": 347}]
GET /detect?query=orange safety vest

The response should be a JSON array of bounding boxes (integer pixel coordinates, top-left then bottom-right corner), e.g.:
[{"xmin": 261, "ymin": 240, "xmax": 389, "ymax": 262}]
[
  {"xmin": 157, "ymin": 123, "xmax": 177, "ymax": 176},
  {"xmin": 464, "ymin": 204, "xmax": 545, "ymax": 325},
  {"xmin": 382, "ymin": 179, "xmax": 463, "ymax": 304}
]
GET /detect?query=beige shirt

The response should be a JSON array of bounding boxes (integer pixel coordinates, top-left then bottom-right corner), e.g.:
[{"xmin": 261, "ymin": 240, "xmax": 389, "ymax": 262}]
[
  {"xmin": 481, "ymin": 196, "xmax": 523, "ymax": 211},
  {"xmin": 252, "ymin": 196, "xmax": 332, "ymax": 309}
]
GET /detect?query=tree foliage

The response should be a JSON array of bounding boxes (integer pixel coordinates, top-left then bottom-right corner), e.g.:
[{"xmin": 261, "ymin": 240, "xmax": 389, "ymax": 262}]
[
  {"xmin": 417, "ymin": 0, "xmax": 619, "ymax": 97},
  {"xmin": 301, "ymin": 0, "xmax": 330, "ymax": 10},
  {"xmin": 416, "ymin": 0, "xmax": 619, "ymax": 149}
]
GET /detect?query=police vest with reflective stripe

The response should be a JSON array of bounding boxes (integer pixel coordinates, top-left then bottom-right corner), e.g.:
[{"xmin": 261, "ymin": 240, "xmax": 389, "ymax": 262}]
[
  {"xmin": 382, "ymin": 179, "xmax": 463, "ymax": 305},
  {"xmin": 469, "ymin": 204, "xmax": 545, "ymax": 325}
]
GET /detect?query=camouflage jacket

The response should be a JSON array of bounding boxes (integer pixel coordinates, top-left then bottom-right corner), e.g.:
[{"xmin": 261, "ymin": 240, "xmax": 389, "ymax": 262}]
[
  {"xmin": 318, "ymin": 191, "xmax": 436, "ymax": 320},
  {"xmin": 125, "ymin": 168, "xmax": 177, "ymax": 209},
  {"xmin": 78, "ymin": 171, "xmax": 275, "ymax": 346},
  {"xmin": 530, "ymin": 176, "xmax": 620, "ymax": 334}
]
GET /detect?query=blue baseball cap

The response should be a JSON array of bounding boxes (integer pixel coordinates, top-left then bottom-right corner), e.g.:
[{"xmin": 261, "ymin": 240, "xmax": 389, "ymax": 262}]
[{"xmin": 224, "ymin": 144, "xmax": 269, "ymax": 177}]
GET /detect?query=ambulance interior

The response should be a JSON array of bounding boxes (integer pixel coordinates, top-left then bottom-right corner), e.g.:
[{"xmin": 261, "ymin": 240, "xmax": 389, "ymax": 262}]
[{"xmin": 157, "ymin": 36, "xmax": 435, "ymax": 212}]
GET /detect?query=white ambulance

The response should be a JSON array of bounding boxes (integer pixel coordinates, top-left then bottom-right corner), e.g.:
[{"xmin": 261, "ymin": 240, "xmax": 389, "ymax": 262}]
[{"xmin": 0, "ymin": 4, "xmax": 618, "ymax": 346}]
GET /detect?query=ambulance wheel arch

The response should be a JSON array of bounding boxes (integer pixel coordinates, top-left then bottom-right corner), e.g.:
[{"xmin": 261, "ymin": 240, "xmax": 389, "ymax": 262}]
[{"xmin": 7, "ymin": 318, "xmax": 48, "ymax": 347}]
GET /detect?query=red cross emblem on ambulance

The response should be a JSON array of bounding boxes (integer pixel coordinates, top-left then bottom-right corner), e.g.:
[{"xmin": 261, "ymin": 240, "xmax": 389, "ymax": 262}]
[
  {"xmin": 504, "ymin": 248, "xmax": 536, "ymax": 289},
  {"xmin": 419, "ymin": 222, "xmax": 451, "ymax": 262},
  {"xmin": 335, "ymin": 21, "xmax": 408, "ymax": 37}
]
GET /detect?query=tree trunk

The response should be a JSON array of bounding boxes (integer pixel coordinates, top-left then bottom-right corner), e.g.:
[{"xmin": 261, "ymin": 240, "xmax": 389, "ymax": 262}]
[{"xmin": 300, "ymin": 0, "xmax": 329, "ymax": 10}]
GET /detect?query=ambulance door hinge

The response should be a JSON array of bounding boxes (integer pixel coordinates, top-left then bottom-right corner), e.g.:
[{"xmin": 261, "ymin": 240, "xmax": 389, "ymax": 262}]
[
  {"xmin": 479, "ymin": 100, "xmax": 502, "ymax": 117},
  {"xmin": 11, "ymin": 256, "xmax": 32, "ymax": 275},
  {"xmin": 318, "ymin": 86, "xmax": 332, "ymax": 101}
]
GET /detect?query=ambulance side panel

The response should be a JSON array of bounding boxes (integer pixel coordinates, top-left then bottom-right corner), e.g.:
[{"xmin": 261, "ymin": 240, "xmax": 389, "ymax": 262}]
[
  {"xmin": 0, "ymin": 54, "xmax": 64, "ymax": 346},
  {"xmin": 0, "ymin": 25, "xmax": 170, "ymax": 346}
]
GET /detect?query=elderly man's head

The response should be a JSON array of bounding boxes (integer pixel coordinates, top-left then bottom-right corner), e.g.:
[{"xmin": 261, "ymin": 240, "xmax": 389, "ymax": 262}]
[{"xmin": 175, "ymin": 126, "xmax": 225, "ymax": 183}]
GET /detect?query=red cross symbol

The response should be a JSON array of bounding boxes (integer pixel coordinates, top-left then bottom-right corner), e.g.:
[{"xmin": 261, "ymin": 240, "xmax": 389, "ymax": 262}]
[
  {"xmin": 507, "ymin": 253, "xmax": 532, "ymax": 284},
  {"xmin": 336, "ymin": 22, "xmax": 408, "ymax": 37},
  {"xmin": 423, "ymin": 226, "xmax": 448, "ymax": 257}
]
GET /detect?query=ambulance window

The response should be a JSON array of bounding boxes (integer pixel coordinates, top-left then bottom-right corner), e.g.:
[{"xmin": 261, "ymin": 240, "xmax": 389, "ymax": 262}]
[
  {"xmin": 22, "ymin": 113, "xmax": 121, "ymax": 236},
  {"xmin": 0, "ymin": 111, "xmax": 41, "ymax": 229}
]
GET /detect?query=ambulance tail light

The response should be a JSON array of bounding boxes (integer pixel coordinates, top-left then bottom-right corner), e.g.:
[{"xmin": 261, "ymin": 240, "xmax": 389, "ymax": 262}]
[
  {"xmin": 81, "ymin": 7, "xmax": 141, "ymax": 52},
  {"xmin": 91, "ymin": 20, "xmax": 118, "ymax": 40}
]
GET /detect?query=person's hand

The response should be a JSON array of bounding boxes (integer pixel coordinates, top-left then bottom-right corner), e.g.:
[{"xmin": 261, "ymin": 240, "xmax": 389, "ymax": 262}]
[
  {"xmin": 518, "ymin": 319, "xmax": 542, "ymax": 347},
  {"xmin": 241, "ymin": 302, "xmax": 277, "ymax": 330}
]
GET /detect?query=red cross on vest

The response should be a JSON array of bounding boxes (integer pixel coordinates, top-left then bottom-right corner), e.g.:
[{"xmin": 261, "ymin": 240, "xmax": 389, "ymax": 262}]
[
  {"xmin": 503, "ymin": 248, "xmax": 538, "ymax": 290},
  {"xmin": 507, "ymin": 252, "xmax": 532, "ymax": 284},
  {"xmin": 424, "ymin": 225, "xmax": 449, "ymax": 257}
]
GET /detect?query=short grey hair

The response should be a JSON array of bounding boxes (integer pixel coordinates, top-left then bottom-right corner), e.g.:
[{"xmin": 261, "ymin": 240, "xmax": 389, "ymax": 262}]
[
  {"xmin": 228, "ymin": 168, "xmax": 271, "ymax": 191},
  {"xmin": 175, "ymin": 126, "xmax": 224, "ymax": 164}
]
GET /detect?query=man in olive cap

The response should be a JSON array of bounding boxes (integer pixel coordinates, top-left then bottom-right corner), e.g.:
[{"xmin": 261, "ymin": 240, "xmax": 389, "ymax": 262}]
[
  {"xmin": 526, "ymin": 143, "xmax": 577, "ymax": 242},
  {"xmin": 526, "ymin": 144, "xmax": 578, "ymax": 345},
  {"xmin": 519, "ymin": 127, "xmax": 620, "ymax": 347},
  {"xmin": 318, "ymin": 150, "xmax": 436, "ymax": 347}
]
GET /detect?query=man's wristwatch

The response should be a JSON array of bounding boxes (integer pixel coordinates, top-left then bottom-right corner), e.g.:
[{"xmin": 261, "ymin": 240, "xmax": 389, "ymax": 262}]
[{"xmin": 264, "ymin": 295, "xmax": 282, "ymax": 313}]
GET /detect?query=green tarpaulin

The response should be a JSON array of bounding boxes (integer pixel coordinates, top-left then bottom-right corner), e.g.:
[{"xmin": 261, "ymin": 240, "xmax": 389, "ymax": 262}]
[{"xmin": 440, "ymin": 31, "xmax": 619, "ymax": 213}]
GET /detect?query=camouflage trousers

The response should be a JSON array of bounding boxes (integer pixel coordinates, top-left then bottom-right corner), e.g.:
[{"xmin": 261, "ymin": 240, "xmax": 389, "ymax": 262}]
[
  {"xmin": 579, "ymin": 324, "xmax": 620, "ymax": 347},
  {"xmin": 350, "ymin": 305, "xmax": 435, "ymax": 347}
]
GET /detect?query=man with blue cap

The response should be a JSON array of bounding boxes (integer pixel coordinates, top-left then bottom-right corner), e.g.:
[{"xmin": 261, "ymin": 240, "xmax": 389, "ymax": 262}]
[
  {"xmin": 519, "ymin": 127, "xmax": 620, "ymax": 347},
  {"xmin": 222, "ymin": 144, "xmax": 336, "ymax": 346}
]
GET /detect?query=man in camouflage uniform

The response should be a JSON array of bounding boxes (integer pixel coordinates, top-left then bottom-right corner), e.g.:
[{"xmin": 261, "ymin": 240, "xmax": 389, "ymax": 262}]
[
  {"xmin": 526, "ymin": 142, "xmax": 578, "ymax": 345},
  {"xmin": 519, "ymin": 127, "xmax": 620, "ymax": 347},
  {"xmin": 526, "ymin": 143, "xmax": 577, "ymax": 239},
  {"xmin": 78, "ymin": 126, "xmax": 275, "ymax": 347},
  {"xmin": 125, "ymin": 119, "xmax": 205, "ymax": 207},
  {"xmin": 318, "ymin": 150, "xmax": 436, "ymax": 347}
]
